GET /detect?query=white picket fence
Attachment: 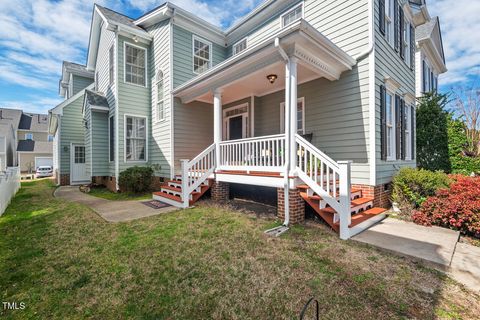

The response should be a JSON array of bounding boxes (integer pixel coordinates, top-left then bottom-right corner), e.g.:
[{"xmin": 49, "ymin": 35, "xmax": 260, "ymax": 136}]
[{"xmin": 0, "ymin": 167, "xmax": 21, "ymax": 215}]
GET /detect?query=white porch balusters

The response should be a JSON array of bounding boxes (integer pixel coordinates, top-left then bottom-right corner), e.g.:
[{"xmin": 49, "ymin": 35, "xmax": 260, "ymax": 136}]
[
  {"xmin": 338, "ymin": 160, "xmax": 352, "ymax": 240},
  {"xmin": 213, "ymin": 89, "xmax": 223, "ymax": 169},
  {"xmin": 289, "ymin": 57, "xmax": 298, "ymax": 174}
]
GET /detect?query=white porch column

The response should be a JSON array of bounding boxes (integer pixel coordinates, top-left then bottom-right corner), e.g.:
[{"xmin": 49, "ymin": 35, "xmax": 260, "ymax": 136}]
[
  {"xmin": 289, "ymin": 58, "xmax": 298, "ymax": 174},
  {"xmin": 213, "ymin": 89, "xmax": 223, "ymax": 169}
]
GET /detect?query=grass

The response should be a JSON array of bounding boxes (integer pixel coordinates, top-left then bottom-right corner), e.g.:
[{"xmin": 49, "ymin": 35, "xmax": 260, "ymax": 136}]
[
  {"xmin": 87, "ymin": 187, "xmax": 151, "ymax": 201},
  {"xmin": 1, "ymin": 180, "xmax": 479, "ymax": 319}
]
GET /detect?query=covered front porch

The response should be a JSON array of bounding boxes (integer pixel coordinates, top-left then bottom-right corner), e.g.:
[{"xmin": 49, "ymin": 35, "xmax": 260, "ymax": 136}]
[{"xmin": 154, "ymin": 20, "xmax": 386, "ymax": 240}]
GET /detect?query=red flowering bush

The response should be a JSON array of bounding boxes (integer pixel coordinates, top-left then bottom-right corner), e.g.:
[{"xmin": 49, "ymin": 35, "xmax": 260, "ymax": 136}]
[{"xmin": 412, "ymin": 175, "xmax": 480, "ymax": 237}]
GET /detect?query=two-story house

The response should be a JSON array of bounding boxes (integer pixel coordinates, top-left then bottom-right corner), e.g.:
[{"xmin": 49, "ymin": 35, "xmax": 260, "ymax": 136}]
[
  {"xmin": 49, "ymin": 0, "xmax": 446, "ymax": 239},
  {"xmin": 0, "ymin": 108, "xmax": 53, "ymax": 172}
]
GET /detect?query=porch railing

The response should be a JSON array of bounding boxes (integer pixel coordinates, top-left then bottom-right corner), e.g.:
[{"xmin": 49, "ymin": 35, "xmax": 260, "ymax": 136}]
[
  {"xmin": 219, "ymin": 134, "xmax": 286, "ymax": 172},
  {"xmin": 180, "ymin": 143, "xmax": 216, "ymax": 207},
  {"xmin": 295, "ymin": 134, "xmax": 352, "ymax": 239}
]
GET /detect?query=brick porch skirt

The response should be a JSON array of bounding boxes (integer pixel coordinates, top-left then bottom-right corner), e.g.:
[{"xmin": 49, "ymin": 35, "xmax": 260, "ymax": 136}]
[
  {"xmin": 352, "ymin": 183, "xmax": 392, "ymax": 208},
  {"xmin": 211, "ymin": 181, "xmax": 230, "ymax": 201},
  {"xmin": 277, "ymin": 188, "xmax": 305, "ymax": 224}
]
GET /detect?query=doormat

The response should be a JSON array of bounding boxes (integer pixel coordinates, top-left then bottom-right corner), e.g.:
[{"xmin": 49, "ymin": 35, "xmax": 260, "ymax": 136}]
[{"xmin": 142, "ymin": 200, "xmax": 171, "ymax": 209}]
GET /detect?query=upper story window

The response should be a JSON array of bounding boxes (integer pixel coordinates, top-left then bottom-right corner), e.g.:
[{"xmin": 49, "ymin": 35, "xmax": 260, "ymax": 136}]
[
  {"xmin": 48, "ymin": 135, "xmax": 54, "ymax": 142},
  {"xmin": 384, "ymin": 0, "xmax": 394, "ymax": 47},
  {"xmin": 25, "ymin": 133, "xmax": 33, "ymax": 141},
  {"xmin": 422, "ymin": 60, "xmax": 437, "ymax": 93},
  {"xmin": 233, "ymin": 38, "xmax": 247, "ymax": 55},
  {"xmin": 109, "ymin": 45, "xmax": 114, "ymax": 85},
  {"xmin": 193, "ymin": 35, "xmax": 212, "ymax": 74},
  {"xmin": 155, "ymin": 71, "xmax": 165, "ymax": 122},
  {"xmin": 404, "ymin": 19, "xmax": 411, "ymax": 66},
  {"xmin": 125, "ymin": 43, "xmax": 146, "ymax": 86},
  {"xmin": 125, "ymin": 115, "xmax": 147, "ymax": 162},
  {"xmin": 281, "ymin": 3, "xmax": 303, "ymax": 27}
]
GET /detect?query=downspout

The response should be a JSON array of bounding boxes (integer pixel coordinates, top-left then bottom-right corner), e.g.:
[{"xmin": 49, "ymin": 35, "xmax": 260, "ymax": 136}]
[{"xmin": 275, "ymin": 37, "xmax": 290, "ymax": 227}]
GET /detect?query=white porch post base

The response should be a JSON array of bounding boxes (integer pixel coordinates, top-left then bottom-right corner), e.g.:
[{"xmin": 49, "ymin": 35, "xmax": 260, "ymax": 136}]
[{"xmin": 338, "ymin": 160, "xmax": 352, "ymax": 240}]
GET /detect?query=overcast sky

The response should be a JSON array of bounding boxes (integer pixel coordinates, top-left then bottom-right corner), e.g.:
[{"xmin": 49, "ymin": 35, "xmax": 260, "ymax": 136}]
[{"xmin": 0, "ymin": 0, "xmax": 477, "ymax": 114}]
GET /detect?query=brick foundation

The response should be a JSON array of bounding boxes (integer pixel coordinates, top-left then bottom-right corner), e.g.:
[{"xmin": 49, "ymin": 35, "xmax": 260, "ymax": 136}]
[
  {"xmin": 352, "ymin": 183, "xmax": 392, "ymax": 208},
  {"xmin": 151, "ymin": 176, "xmax": 165, "ymax": 191},
  {"xmin": 277, "ymin": 188, "xmax": 305, "ymax": 224},
  {"xmin": 211, "ymin": 181, "xmax": 230, "ymax": 201},
  {"xmin": 60, "ymin": 174, "xmax": 70, "ymax": 186},
  {"xmin": 92, "ymin": 176, "xmax": 117, "ymax": 192}
]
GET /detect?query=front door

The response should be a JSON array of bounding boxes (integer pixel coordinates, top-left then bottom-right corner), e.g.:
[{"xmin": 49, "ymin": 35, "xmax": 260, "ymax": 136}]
[
  {"xmin": 71, "ymin": 144, "xmax": 89, "ymax": 184},
  {"xmin": 229, "ymin": 115, "xmax": 243, "ymax": 140}
]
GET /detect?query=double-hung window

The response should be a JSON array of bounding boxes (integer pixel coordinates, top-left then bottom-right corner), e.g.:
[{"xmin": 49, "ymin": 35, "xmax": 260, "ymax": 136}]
[
  {"xmin": 280, "ymin": 97, "xmax": 305, "ymax": 134},
  {"xmin": 384, "ymin": 0, "xmax": 394, "ymax": 47},
  {"xmin": 386, "ymin": 92, "xmax": 395, "ymax": 160},
  {"xmin": 281, "ymin": 3, "xmax": 303, "ymax": 27},
  {"xmin": 109, "ymin": 45, "xmax": 114, "ymax": 85},
  {"xmin": 156, "ymin": 71, "xmax": 165, "ymax": 122},
  {"xmin": 25, "ymin": 133, "xmax": 33, "ymax": 141},
  {"xmin": 404, "ymin": 105, "xmax": 412, "ymax": 160},
  {"xmin": 125, "ymin": 116, "xmax": 146, "ymax": 162},
  {"xmin": 193, "ymin": 36, "xmax": 212, "ymax": 74},
  {"xmin": 404, "ymin": 19, "xmax": 411, "ymax": 67},
  {"xmin": 125, "ymin": 44, "xmax": 146, "ymax": 86},
  {"xmin": 233, "ymin": 38, "xmax": 247, "ymax": 55},
  {"xmin": 109, "ymin": 116, "xmax": 114, "ymax": 162}
]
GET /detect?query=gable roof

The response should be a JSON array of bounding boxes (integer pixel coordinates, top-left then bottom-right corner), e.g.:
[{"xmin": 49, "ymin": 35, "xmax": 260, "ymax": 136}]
[
  {"xmin": 59, "ymin": 61, "xmax": 94, "ymax": 97},
  {"xmin": 416, "ymin": 17, "xmax": 447, "ymax": 71},
  {"xmin": 86, "ymin": 4, "xmax": 152, "ymax": 71}
]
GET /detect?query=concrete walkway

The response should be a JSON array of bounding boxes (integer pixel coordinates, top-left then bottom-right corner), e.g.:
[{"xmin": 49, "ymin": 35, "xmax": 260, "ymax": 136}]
[
  {"xmin": 55, "ymin": 186, "xmax": 177, "ymax": 222},
  {"xmin": 353, "ymin": 217, "xmax": 480, "ymax": 292}
]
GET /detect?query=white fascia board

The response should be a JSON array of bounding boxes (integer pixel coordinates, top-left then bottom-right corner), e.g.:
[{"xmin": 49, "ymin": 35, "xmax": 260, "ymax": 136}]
[
  {"xmin": 419, "ymin": 39, "xmax": 447, "ymax": 74},
  {"xmin": 225, "ymin": 0, "xmax": 278, "ymax": 34}
]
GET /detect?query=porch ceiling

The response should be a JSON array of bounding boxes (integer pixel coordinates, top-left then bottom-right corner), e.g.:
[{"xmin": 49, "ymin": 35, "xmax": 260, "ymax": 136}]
[
  {"xmin": 174, "ymin": 20, "xmax": 356, "ymax": 105},
  {"xmin": 195, "ymin": 61, "xmax": 318, "ymax": 104}
]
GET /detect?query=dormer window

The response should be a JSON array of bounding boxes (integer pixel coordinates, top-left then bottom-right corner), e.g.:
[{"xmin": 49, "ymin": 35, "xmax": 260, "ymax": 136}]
[
  {"xmin": 193, "ymin": 35, "xmax": 212, "ymax": 74},
  {"xmin": 233, "ymin": 38, "xmax": 247, "ymax": 55},
  {"xmin": 281, "ymin": 3, "xmax": 303, "ymax": 27}
]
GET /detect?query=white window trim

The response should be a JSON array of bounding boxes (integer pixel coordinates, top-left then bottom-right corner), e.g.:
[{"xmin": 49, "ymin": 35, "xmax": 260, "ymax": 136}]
[
  {"xmin": 404, "ymin": 19, "xmax": 411, "ymax": 67},
  {"xmin": 281, "ymin": 2, "xmax": 304, "ymax": 28},
  {"xmin": 222, "ymin": 103, "xmax": 249, "ymax": 140},
  {"xmin": 386, "ymin": 91, "xmax": 396, "ymax": 161},
  {"xmin": 155, "ymin": 71, "xmax": 165, "ymax": 123},
  {"xmin": 123, "ymin": 41, "xmax": 148, "ymax": 88},
  {"xmin": 192, "ymin": 35, "xmax": 212, "ymax": 75},
  {"xmin": 123, "ymin": 113, "xmax": 148, "ymax": 163},
  {"xmin": 384, "ymin": 0, "xmax": 394, "ymax": 48},
  {"xmin": 109, "ymin": 45, "xmax": 115, "ymax": 86},
  {"xmin": 25, "ymin": 133, "xmax": 33, "ymax": 140},
  {"xmin": 108, "ymin": 115, "xmax": 114, "ymax": 162},
  {"xmin": 233, "ymin": 37, "xmax": 248, "ymax": 55},
  {"xmin": 279, "ymin": 97, "xmax": 305, "ymax": 135}
]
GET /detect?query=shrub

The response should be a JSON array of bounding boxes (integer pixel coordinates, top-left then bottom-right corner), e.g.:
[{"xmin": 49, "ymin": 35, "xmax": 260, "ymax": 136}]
[
  {"xmin": 448, "ymin": 116, "xmax": 480, "ymax": 175},
  {"xmin": 416, "ymin": 92, "xmax": 451, "ymax": 172},
  {"xmin": 392, "ymin": 167, "xmax": 451, "ymax": 209},
  {"xmin": 118, "ymin": 166, "xmax": 154, "ymax": 193},
  {"xmin": 412, "ymin": 175, "xmax": 480, "ymax": 237}
]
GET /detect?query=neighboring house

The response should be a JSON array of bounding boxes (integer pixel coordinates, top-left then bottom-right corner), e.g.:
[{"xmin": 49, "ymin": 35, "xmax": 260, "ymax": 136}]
[
  {"xmin": 49, "ymin": 0, "xmax": 446, "ymax": 239},
  {"xmin": 414, "ymin": 13, "xmax": 447, "ymax": 96},
  {"xmin": 0, "ymin": 108, "xmax": 22, "ymax": 170},
  {"xmin": 16, "ymin": 113, "xmax": 53, "ymax": 173}
]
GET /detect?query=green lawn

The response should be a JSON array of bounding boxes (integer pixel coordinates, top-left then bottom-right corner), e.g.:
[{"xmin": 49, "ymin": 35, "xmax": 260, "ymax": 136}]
[
  {"xmin": 87, "ymin": 187, "xmax": 151, "ymax": 201},
  {"xmin": 1, "ymin": 180, "xmax": 479, "ymax": 319}
]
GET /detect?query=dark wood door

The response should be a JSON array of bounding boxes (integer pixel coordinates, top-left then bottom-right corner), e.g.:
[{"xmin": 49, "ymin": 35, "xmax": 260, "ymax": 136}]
[{"xmin": 229, "ymin": 116, "xmax": 243, "ymax": 140}]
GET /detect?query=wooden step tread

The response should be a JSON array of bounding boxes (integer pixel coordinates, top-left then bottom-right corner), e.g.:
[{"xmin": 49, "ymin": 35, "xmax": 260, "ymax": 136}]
[
  {"xmin": 297, "ymin": 184, "xmax": 362, "ymax": 194},
  {"xmin": 153, "ymin": 192, "xmax": 182, "ymax": 203},
  {"xmin": 161, "ymin": 185, "xmax": 203, "ymax": 195},
  {"xmin": 350, "ymin": 207, "xmax": 388, "ymax": 227}
]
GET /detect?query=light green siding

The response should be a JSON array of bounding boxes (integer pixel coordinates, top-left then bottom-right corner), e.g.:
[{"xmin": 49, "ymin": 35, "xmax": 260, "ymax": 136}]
[
  {"xmin": 147, "ymin": 19, "xmax": 172, "ymax": 177},
  {"xmin": 84, "ymin": 103, "xmax": 92, "ymax": 177},
  {"xmin": 374, "ymin": 0, "xmax": 416, "ymax": 184},
  {"xmin": 173, "ymin": 98, "xmax": 213, "ymax": 172},
  {"xmin": 91, "ymin": 111, "xmax": 109, "ymax": 176},
  {"xmin": 172, "ymin": 24, "xmax": 227, "ymax": 88},
  {"xmin": 72, "ymin": 75, "xmax": 93, "ymax": 95},
  {"xmin": 59, "ymin": 94, "xmax": 85, "ymax": 175},
  {"xmin": 117, "ymin": 35, "xmax": 151, "ymax": 172}
]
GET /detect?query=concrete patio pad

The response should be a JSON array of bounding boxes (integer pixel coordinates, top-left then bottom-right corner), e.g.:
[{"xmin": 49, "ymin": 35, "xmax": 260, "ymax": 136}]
[
  {"xmin": 352, "ymin": 218, "xmax": 460, "ymax": 270},
  {"xmin": 449, "ymin": 243, "xmax": 480, "ymax": 293},
  {"xmin": 54, "ymin": 186, "xmax": 178, "ymax": 222}
]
